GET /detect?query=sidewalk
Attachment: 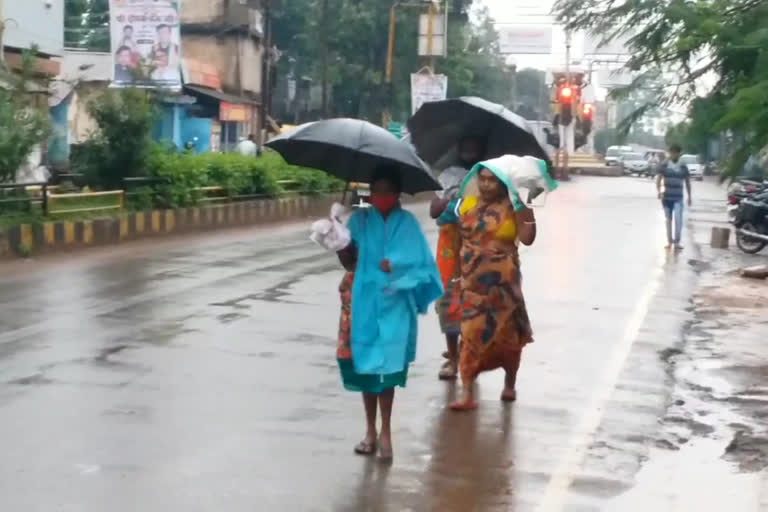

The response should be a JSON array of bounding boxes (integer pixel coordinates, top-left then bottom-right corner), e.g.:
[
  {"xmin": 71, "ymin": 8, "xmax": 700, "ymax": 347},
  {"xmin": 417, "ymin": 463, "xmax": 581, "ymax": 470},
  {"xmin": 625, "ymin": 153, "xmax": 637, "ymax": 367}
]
[{"xmin": 613, "ymin": 180, "xmax": 768, "ymax": 510}]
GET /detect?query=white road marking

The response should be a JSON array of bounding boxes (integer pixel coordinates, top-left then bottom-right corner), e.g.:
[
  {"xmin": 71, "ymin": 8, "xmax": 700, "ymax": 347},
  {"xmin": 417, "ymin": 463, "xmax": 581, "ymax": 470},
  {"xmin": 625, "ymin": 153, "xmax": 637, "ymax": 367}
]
[{"xmin": 535, "ymin": 249, "xmax": 666, "ymax": 512}]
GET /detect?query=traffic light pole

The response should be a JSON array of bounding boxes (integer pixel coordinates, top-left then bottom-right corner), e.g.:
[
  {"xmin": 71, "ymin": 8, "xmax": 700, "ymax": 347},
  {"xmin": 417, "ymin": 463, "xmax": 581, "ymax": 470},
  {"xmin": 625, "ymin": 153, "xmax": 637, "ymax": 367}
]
[{"xmin": 561, "ymin": 29, "xmax": 573, "ymax": 181}]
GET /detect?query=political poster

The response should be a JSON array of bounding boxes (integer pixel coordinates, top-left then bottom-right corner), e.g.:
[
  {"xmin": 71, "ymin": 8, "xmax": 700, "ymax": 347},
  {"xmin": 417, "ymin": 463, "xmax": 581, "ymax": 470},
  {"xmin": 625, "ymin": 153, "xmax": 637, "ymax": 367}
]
[
  {"xmin": 110, "ymin": 0, "xmax": 182, "ymax": 89},
  {"xmin": 411, "ymin": 73, "xmax": 448, "ymax": 115}
]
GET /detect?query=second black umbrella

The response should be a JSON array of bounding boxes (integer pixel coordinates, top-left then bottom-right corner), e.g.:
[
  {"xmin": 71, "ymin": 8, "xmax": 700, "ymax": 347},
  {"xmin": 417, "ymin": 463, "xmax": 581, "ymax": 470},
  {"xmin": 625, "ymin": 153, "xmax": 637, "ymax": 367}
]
[
  {"xmin": 407, "ymin": 96, "xmax": 550, "ymax": 168},
  {"xmin": 265, "ymin": 118, "xmax": 441, "ymax": 194}
]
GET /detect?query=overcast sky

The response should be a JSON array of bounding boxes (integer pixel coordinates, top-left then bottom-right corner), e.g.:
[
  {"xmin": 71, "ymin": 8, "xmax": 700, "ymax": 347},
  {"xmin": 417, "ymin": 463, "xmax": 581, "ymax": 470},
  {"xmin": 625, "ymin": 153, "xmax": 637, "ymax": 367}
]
[{"xmin": 478, "ymin": 0, "xmax": 575, "ymax": 71}]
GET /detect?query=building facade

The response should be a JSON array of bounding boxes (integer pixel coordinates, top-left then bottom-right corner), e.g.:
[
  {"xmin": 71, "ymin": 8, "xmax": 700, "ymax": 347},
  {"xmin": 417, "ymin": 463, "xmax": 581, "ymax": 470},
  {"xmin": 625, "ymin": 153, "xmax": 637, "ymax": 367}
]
[
  {"xmin": 180, "ymin": 0, "xmax": 265, "ymax": 150},
  {"xmin": 1, "ymin": 0, "xmax": 64, "ymax": 76},
  {"xmin": 1, "ymin": 0, "xmax": 65, "ymax": 173}
]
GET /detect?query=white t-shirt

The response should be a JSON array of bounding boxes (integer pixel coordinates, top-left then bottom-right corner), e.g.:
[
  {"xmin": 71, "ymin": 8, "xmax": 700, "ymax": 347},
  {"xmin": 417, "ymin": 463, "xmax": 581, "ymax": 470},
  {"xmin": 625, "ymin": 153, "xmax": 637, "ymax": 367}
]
[
  {"xmin": 437, "ymin": 166, "xmax": 469, "ymax": 199},
  {"xmin": 236, "ymin": 139, "xmax": 258, "ymax": 157}
]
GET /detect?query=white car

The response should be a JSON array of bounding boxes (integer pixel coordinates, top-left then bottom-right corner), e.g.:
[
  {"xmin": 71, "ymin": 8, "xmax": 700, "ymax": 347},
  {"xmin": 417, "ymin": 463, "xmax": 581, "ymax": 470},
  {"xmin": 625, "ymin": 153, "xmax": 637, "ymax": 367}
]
[
  {"xmin": 680, "ymin": 154, "xmax": 704, "ymax": 180},
  {"xmin": 619, "ymin": 152, "xmax": 650, "ymax": 175},
  {"xmin": 605, "ymin": 145, "xmax": 633, "ymax": 166}
]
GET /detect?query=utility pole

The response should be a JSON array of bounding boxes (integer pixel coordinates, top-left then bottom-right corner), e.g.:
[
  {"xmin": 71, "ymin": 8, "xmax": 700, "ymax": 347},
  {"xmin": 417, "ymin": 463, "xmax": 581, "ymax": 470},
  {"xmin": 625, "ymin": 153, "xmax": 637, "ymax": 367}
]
[
  {"xmin": 426, "ymin": 0, "xmax": 436, "ymax": 71},
  {"xmin": 260, "ymin": 0, "xmax": 272, "ymax": 145},
  {"xmin": 383, "ymin": 1, "xmax": 399, "ymax": 127},
  {"xmin": 320, "ymin": 0, "xmax": 329, "ymax": 117},
  {"xmin": 0, "ymin": 0, "xmax": 6, "ymax": 67}
]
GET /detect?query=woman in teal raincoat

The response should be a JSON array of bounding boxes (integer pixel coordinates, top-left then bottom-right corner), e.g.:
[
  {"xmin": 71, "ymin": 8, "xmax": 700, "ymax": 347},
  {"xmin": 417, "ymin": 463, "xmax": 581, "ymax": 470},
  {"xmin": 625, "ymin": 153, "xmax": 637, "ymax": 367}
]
[{"xmin": 337, "ymin": 167, "xmax": 443, "ymax": 461}]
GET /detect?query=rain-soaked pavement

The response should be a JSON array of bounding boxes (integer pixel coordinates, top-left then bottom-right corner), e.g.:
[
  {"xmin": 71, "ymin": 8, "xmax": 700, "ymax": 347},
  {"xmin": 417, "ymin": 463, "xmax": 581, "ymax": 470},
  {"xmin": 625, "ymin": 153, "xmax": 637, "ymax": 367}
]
[{"xmin": 1, "ymin": 177, "xmax": 767, "ymax": 511}]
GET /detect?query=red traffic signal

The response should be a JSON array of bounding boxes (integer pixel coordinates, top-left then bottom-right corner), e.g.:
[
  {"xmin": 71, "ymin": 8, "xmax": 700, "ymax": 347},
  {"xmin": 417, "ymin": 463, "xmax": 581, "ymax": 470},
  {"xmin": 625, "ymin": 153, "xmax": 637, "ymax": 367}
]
[{"xmin": 582, "ymin": 103, "xmax": 594, "ymax": 119}]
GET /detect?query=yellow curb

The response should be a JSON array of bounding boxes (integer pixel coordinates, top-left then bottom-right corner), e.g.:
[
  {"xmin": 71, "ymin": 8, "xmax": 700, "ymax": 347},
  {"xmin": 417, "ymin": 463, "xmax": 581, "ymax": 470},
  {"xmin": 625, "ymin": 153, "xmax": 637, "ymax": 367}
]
[
  {"xmin": 43, "ymin": 223, "xmax": 55, "ymax": 246},
  {"xmin": 20, "ymin": 224, "xmax": 34, "ymax": 250},
  {"xmin": 64, "ymin": 222, "xmax": 75, "ymax": 244},
  {"xmin": 119, "ymin": 217, "xmax": 129, "ymax": 239},
  {"xmin": 135, "ymin": 213, "xmax": 145, "ymax": 234},
  {"xmin": 151, "ymin": 211, "xmax": 161, "ymax": 233},
  {"xmin": 164, "ymin": 210, "xmax": 175, "ymax": 232}
]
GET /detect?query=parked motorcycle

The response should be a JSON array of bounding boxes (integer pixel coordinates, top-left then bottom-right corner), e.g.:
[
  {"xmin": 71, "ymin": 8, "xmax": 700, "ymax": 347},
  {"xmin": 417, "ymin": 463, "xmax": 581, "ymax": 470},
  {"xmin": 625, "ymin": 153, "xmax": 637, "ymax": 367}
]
[
  {"xmin": 733, "ymin": 190, "xmax": 768, "ymax": 254},
  {"xmin": 727, "ymin": 179, "xmax": 768, "ymax": 222}
]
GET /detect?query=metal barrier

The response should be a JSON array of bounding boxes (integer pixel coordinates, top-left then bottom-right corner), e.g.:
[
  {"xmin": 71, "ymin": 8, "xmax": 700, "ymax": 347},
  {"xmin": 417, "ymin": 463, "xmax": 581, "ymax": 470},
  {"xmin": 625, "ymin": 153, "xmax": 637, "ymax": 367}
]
[
  {"xmin": 2, "ymin": 178, "xmax": 342, "ymax": 220},
  {"xmin": 198, "ymin": 186, "xmax": 228, "ymax": 203},
  {"xmin": 0, "ymin": 182, "xmax": 48, "ymax": 214},
  {"xmin": 47, "ymin": 190, "xmax": 125, "ymax": 215}
]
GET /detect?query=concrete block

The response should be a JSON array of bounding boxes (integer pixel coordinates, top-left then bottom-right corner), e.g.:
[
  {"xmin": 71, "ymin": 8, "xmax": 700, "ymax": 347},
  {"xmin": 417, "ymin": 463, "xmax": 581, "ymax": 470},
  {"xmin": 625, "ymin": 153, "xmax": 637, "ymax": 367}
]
[
  {"xmin": 740, "ymin": 265, "xmax": 768, "ymax": 279},
  {"xmin": 710, "ymin": 226, "xmax": 730, "ymax": 249}
]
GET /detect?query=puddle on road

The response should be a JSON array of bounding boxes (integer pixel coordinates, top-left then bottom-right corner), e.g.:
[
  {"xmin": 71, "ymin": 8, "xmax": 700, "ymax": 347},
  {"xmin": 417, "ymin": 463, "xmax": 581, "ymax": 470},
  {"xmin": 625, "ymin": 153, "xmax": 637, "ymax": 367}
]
[
  {"xmin": 609, "ymin": 438, "xmax": 765, "ymax": 511},
  {"xmin": 624, "ymin": 262, "xmax": 768, "ymax": 509}
]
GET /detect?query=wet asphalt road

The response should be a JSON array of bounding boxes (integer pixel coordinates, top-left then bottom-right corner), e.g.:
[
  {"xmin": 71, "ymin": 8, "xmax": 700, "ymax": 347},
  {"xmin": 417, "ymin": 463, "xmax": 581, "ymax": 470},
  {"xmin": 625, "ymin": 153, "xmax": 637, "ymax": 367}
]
[{"xmin": 0, "ymin": 177, "xmax": 761, "ymax": 511}]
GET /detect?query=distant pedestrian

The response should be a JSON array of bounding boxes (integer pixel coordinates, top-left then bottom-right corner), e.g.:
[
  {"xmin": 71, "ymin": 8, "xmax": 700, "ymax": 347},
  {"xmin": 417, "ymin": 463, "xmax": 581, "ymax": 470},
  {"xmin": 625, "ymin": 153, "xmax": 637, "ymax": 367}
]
[
  {"xmin": 336, "ymin": 167, "xmax": 442, "ymax": 461},
  {"xmin": 656, "ymin": 144, "xmax": 692, "ymax": 250},
  {"xmin": 236, "ymin": 134, "xmax": 259, "ymax": 157}
]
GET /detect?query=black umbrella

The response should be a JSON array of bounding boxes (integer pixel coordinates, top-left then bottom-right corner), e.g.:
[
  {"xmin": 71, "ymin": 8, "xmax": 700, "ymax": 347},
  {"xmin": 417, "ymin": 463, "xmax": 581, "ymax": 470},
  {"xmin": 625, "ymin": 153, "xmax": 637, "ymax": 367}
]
[
  {"xmin": 406, "ymin": 96, "xmax": 551, "ymax": 169},
  {"xmin": 265, "ymin": 118, "xmax": 441, "ymax": 194}
]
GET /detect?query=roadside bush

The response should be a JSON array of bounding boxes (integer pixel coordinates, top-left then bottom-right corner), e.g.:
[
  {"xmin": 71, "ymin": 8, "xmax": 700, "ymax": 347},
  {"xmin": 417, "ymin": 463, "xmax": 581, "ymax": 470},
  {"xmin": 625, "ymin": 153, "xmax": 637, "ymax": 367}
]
[
  {"xmin": 145, "ymin": 145, "xmax": 207, "ymax": 208},
  {"xmin": 73, "ymin": 88, "xmax": 155, "ymax": 189},
  {"xmin": 260, "ymin": 150, "xmax": 344, "ymax": 193},
  {"xmin": 141, "ymin": 147, "xmax": 340, "ymax": 208}
]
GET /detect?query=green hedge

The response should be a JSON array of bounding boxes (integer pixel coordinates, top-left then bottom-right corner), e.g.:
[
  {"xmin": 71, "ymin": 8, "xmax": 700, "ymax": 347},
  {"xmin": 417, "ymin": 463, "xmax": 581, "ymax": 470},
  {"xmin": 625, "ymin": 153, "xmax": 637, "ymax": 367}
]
[{"xmin": 143, "ymin": 146, "xmax": 343, "ymax": 209}]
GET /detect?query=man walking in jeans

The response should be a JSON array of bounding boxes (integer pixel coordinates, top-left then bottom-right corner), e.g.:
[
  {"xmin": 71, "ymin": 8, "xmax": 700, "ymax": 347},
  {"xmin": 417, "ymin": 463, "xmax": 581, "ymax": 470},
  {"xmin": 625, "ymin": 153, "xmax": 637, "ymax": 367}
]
[{"xmin": 656, "ymin": 144, "xmax": 692, "ymax": 250}]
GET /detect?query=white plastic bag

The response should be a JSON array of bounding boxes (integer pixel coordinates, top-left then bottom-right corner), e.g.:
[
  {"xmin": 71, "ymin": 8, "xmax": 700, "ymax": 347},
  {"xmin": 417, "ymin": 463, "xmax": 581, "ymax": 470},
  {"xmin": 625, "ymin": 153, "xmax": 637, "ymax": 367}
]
[
  {"xmin": 461, "ymin": 155, "xmax": 558, "ymax": 210},
  {"xmin": 309, "ymin": 202, "xmax": 352, "ymax": 252}
]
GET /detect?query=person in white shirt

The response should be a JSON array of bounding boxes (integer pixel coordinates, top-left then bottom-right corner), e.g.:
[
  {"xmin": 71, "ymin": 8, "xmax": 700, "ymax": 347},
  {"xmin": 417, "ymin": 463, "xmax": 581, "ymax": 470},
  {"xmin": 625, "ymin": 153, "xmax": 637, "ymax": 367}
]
[{"xmin": 236, "ymin": 134, "xmax": 259, "ymax": 157}]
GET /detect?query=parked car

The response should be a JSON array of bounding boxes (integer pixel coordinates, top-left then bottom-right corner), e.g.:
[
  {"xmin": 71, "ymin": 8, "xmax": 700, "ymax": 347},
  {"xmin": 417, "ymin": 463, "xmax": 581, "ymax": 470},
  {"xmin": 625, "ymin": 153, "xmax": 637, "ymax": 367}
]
[
  {"xmin": 619, "ymin": 152, "xmax": 650, "ymax": 176},
  {"xmin": 644, "ymin": 150, "xmax": 666, "ymax": 171},
  {"xmin": 605, "ymin": 145, "xmax": 633, "ymax": 167},
  {"xmin": 680, "ymin": 154, "xmax": 704, "ymax": 180}
]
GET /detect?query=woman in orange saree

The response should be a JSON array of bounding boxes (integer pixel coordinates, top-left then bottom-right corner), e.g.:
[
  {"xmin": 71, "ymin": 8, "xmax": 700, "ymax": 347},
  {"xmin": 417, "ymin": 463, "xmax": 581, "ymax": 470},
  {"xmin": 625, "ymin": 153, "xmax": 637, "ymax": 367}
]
[{"xmin": 450, "ymin": 166, "xmax": 537, "ymax": 411}]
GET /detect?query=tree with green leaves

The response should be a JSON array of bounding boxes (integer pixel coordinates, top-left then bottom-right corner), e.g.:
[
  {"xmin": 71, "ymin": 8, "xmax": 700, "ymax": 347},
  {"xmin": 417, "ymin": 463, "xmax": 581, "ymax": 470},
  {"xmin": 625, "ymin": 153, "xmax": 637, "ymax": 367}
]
[
  {"xmin": 0, "ymin": 51, "xmax": 51, "ymax": 182},
  {"xmin": 270, "ymin": 0, "xmax": 519, "ymax": 123},
  {"xmin": 553, "ymin": 0, "xmax": 768, "ymax": 177},
  {"xmin": 74, "ymin": 89, "xmax": 155, "ymax": 189}
]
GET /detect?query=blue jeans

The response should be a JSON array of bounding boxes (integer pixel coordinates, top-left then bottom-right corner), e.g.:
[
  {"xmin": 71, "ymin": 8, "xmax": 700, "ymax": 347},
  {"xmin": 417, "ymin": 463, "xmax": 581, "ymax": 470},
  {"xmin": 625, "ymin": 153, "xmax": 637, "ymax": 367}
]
[{"xmin": 662, "ymin": 199, "xmax": 684, "ymax": 244}]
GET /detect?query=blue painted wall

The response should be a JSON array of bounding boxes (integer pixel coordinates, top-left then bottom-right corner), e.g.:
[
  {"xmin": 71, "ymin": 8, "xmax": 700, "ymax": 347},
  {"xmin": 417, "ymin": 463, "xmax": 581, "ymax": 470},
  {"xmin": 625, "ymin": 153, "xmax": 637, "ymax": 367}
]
[
  {"xmin": 182, "ymin": 117, "xmax": 212, "ymax": 153},
  {"xmin": 153, "ymin": 105, "xmax": 181, "ymax": 149},
  {"xmin": 153, "ymin": 105, "xmax": 213, "ymax": 153}
]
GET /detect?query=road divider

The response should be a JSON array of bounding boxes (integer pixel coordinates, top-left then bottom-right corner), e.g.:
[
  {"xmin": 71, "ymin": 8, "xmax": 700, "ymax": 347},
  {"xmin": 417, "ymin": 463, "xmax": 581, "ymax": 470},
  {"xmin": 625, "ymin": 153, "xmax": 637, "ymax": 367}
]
[{"xmin": 0, "ymin": 194, "xmax": 360, "ymax": 259}]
